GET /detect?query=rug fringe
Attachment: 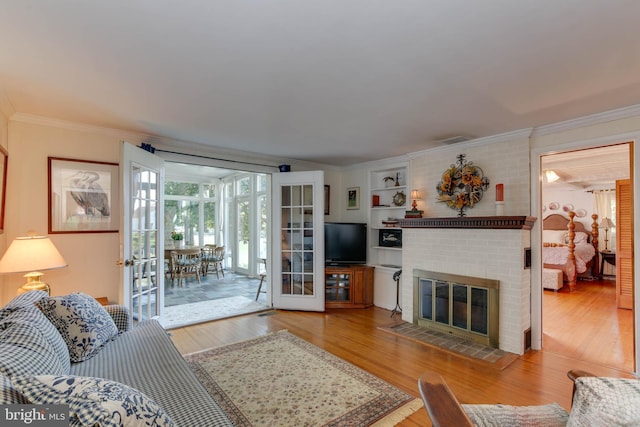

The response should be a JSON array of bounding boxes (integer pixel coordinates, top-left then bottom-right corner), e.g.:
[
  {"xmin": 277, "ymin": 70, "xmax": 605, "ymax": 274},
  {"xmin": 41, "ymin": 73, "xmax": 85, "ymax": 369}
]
[{"xmin": 370, "ymin": 398, "xmax": 423, "ymax": 426}]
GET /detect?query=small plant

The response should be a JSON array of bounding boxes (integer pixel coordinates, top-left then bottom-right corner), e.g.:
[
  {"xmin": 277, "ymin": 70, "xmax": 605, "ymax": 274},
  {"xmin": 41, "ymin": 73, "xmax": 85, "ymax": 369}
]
[{"xmin": 170, "ymin": 231, "xmax": 183, "ymax": 241}]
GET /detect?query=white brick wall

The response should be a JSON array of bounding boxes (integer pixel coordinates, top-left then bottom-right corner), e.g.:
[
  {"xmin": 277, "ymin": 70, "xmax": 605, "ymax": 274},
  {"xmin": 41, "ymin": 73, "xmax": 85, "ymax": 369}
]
[
  {"xmin": 402, "ymin": 135, "xmax": 532, "ymax": 355},
  {"xmin": 402, "ymin": 226, "xmax": 531, "ymax": 355}
]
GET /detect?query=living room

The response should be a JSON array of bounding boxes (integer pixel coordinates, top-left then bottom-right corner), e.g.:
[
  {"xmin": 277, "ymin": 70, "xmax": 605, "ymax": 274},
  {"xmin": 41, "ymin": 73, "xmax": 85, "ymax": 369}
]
[{"xmin": 2, "ymin": 2, "xmax": 640, "ymax": 425}]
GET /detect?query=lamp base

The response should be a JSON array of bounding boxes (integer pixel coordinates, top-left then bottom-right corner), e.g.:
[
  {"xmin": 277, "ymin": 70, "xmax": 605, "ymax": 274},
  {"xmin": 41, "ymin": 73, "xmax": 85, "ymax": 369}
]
[{"xmin": 17, "ymin": 272, "xmax": 51, "ymax": 295}]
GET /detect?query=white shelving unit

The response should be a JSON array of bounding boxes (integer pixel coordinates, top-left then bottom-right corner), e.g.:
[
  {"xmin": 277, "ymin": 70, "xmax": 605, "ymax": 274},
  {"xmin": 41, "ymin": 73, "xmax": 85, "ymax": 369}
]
[{"xmin": 368, "ymin": 165, "xmax": 408, "ymax": 270}]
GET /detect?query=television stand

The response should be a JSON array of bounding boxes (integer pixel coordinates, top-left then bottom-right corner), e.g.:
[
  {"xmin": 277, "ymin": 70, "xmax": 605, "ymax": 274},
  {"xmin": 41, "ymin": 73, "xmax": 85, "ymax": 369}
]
[{"xmin": 325, "ymin": 265, "xmax": 374, "ymax": 308}]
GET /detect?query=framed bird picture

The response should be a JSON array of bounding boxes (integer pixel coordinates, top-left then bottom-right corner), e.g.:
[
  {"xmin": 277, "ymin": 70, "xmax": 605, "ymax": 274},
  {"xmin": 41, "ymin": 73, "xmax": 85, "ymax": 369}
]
[{"xmin": 48, "ymin": 157, "xmax": 119, "ymax": 233}]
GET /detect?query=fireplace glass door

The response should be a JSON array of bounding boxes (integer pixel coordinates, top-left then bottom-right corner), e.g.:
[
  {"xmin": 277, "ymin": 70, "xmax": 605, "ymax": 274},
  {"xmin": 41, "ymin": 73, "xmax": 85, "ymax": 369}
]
[{"xmin": 415, "ymin": 271, "xmax": 499, "ymax": 348}]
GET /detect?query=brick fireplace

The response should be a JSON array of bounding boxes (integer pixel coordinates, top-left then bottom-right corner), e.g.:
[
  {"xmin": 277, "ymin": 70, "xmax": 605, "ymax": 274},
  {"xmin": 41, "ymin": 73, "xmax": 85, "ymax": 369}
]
[{"xmin": 400, "ymin": 216, "xmax": 536, "ymax": 355}]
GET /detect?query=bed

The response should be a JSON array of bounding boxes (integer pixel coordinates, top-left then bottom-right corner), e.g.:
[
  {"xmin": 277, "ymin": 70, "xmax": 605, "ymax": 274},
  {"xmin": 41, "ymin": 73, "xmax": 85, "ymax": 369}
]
[{"xmin": 543, "ymin": 212, "xmax": 599, "ymax": 291}]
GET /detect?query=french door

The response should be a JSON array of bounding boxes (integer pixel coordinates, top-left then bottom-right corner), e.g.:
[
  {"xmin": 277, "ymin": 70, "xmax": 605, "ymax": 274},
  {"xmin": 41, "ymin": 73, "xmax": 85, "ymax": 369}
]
[
  {"xmin": 119, "ymin": 142, "xmax": 165, "ymax": 320},
  {"xmin": 271, "ymin": 171, "xmax": 325, "ymax": 311}
]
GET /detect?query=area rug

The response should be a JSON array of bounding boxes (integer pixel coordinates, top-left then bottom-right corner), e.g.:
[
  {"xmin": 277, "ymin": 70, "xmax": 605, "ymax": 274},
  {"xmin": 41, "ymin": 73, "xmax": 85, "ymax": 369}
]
[
  {"xmin": 378, "ymin": 322, "xmax": 518, "ymax": 370},
  {"xmin": 159, "ymin": 296, "xmax": 269, "ymax": 330},
  {"xmin": 185, "ymin": 330, "xmax": 423, "ymax": 426}
]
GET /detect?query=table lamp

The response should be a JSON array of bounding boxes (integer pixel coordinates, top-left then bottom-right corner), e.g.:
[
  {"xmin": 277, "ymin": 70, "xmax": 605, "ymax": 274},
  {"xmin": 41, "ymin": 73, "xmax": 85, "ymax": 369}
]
[
  {"xmin": 410, "ymin": 190, "xmax": 422, "ymax": 212},
  {"xmin": 599, "ymin": 217, "xmax": 615, "ymax": 252},
  {"xmin": 0, "ymin": 233, "xmax": 68, "ymax": 294}
]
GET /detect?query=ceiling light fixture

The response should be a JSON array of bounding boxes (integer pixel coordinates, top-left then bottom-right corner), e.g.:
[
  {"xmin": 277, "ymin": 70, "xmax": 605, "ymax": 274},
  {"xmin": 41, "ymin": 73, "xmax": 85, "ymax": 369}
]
[{"xmin": 545, "ymin": 170, "xmax": 560, "ymax": 183}]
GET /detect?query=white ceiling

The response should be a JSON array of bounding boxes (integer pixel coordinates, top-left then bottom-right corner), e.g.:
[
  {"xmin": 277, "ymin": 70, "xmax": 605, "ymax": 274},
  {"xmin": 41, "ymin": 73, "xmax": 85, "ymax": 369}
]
[
  {"xmin": 2, "ymin": 1, "xmax": 640, "ymax": 166},
  {"xmin": 542, "ymin": 143, "xmax": 630, "ymax": 191}
]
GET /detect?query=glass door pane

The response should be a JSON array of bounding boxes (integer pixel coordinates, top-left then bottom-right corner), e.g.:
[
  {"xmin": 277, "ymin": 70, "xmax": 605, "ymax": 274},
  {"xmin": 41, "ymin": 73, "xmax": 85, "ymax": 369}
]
[
  {"xmin": 272, "ymin": 170, "xmax": 324, "ymax": 311},
  {"xmin": 237, "ymin": 199, "xmax": 249, "ymax": 271}
]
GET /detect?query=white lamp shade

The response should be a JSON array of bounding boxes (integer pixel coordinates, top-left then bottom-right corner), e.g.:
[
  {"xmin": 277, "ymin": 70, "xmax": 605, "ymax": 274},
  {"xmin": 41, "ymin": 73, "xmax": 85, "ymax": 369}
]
[
  {"xmin": 0, "ymin": 235, "xmax": 67, "ymax": 274},
  {"xmin": 599, "ymin": 217, "xmax": 615, "ymax": 229}
]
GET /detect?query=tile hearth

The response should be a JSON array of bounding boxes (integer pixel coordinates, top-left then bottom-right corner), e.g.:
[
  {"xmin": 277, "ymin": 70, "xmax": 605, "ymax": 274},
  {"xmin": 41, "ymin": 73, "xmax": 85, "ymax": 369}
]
[{"xmin": 383, "ymin": 322, "xmax": 509, "ymax": 364}]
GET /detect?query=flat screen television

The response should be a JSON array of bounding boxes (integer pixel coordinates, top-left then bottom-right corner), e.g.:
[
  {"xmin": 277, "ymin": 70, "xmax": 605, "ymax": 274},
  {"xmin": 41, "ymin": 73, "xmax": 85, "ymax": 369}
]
[{"xmin": 324, "ymin": 222, "xmax": 367, "ymax": 265}]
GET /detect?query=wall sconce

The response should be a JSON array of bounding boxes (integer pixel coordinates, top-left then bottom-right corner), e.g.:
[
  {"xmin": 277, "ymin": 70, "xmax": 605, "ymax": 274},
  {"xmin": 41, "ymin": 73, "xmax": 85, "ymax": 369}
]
[{"xmin": 0, "ymin": 232, "xmax": 68, "ymax": 295}]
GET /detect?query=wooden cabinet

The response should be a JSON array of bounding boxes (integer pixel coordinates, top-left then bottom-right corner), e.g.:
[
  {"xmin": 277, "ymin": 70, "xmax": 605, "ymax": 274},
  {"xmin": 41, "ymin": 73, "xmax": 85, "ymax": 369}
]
[{"xmin": 325, "ymin": 265, "xmax": 374, "ymax": 308}]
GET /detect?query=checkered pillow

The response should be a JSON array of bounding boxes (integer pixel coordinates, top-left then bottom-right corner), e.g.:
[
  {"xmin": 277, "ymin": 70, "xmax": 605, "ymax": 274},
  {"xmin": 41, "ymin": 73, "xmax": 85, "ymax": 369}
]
[
  {"xmin": 0, "ymin": 322, "xmax": 66, "ymax": 377},
  {"xmin": 568, "ymin": 377, "xmax": 640, "ymax": 426},
  {"xmin": 0, "ymin": 304, "xmax": 70, "ymax": 373},
  {"xmin": 36, "ymin": 292, "xmax": 118, "ymax": 362},
  {"xmin": 12, "ymin": 375, "xmax": 175, "ymax": 427},
  {"xmin": 0, "ymin": 374, "xmax": 28, "ymax": 404}
]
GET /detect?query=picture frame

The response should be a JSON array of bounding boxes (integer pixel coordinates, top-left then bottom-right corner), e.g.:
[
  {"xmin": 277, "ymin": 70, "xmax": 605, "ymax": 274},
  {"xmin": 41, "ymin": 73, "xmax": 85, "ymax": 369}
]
[
  {"xmin": 0, "ymin": 146, "xmax": 8, "ymax": 233},
  {"xmin": 379, "ymin": 229, "xmax": 402, "ymax": 247},
  {"xmin": 48, "ymin": 157, "xmax": 119, "ymax": 234},
  {"xmin": 347, "ymin": 186, "xmax": 360, "ymax": 210},
  {"xmin": 324, "ymin": 185, "xmax": 330, "ymax": 215}
]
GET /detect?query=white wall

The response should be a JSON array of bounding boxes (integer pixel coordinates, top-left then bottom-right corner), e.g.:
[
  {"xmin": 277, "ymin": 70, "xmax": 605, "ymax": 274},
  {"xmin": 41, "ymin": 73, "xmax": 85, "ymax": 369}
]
[{"xmin": 2, "ymin": 120, "xmax": 124, "ymax": 304}]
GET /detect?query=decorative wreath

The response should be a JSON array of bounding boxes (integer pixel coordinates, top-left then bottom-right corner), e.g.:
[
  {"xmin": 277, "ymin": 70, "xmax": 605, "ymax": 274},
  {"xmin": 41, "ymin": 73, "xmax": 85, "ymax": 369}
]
[{"xmin": 436, "ymin": 154, "xmax": 490, "ymax": 217}]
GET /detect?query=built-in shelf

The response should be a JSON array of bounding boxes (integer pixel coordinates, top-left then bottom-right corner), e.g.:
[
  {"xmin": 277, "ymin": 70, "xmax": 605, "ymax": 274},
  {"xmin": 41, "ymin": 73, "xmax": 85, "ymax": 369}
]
[{"xmin": 399, "ymin": 216, "xmax": 537, "ymax": 230}]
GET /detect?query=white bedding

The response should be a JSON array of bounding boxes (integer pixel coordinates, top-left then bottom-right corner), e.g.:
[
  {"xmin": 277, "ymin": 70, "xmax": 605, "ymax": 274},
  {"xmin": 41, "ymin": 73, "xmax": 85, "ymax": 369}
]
[{"xmin": 542, "ymin": 242, "xmax": 596, "ymax": 273}]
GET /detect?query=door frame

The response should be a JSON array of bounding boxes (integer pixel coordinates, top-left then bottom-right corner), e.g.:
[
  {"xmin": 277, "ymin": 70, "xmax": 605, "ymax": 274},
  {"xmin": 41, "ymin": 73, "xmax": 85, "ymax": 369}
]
[{"xmin": 530, "ymin": 132, "xmax": 640, "ymax": 374}]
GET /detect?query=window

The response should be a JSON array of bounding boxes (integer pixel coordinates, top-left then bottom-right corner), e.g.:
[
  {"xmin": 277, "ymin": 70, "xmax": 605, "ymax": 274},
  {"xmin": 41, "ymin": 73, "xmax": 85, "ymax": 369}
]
[{"xmin": 165, "ymin": 180, "xmax": 217, "ymax": 246}]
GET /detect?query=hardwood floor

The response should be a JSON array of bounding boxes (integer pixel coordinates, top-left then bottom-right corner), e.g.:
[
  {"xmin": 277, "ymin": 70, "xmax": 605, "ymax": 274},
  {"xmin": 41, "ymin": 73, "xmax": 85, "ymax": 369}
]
[
  {"xmin": 543, "ymin": 278, "xmax": 634, "ymax": 372},
  {"xmin": 170, "ymin": 285, "xmax": 636, "ymax": 426}
]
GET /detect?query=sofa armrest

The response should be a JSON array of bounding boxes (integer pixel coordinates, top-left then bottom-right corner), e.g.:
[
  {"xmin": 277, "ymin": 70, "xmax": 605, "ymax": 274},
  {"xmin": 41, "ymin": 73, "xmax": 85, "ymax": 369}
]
[
  {"xmin": 104, "ymin": 304, "xmax": 132, "ymax": 333},
  {"xmin": 418, "ymin": 372, "xmax": 474, "ymax": 427}
]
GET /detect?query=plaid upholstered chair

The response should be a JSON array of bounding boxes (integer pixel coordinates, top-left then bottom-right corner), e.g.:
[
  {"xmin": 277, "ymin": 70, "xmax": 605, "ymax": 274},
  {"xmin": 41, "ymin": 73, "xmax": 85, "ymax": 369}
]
[{"xmin": 419, "ymin": 370, "xmax": 640, "ymax": 426}]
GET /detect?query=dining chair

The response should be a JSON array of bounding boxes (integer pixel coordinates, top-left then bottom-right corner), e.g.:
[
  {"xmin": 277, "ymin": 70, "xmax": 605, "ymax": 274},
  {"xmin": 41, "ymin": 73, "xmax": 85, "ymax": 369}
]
[
  {"xmin": 210, "ymin": 246, "xmax": 225, "ymax": 279},
  {"xmin": 170, "ymin": 249, "xmax": 202, "ymax": 287},
  {"xmin": 200, "ymin": 244, "xmax": 217, "ymax": 276}
]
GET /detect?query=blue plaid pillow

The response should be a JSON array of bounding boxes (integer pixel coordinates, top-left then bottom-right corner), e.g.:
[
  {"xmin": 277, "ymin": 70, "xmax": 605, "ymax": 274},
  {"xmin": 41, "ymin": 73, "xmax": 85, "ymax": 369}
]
[
  {"xmin": 0, "ymin": 374, "xmax": 28, "ymax": 404},
  {"xmin": 12, "ymin": 375, "xmax": 175, "ymax": 427},
  {"xmin": 0, "ymin": 304, "xmax": 70, "ymax": 373},
  {"xmin": 0, "ymin": 322, "xmax": 66, "ymax": 377},
  {"xmin": 36, "ymin": 293, "xmax": 118, "ymax": 362}
]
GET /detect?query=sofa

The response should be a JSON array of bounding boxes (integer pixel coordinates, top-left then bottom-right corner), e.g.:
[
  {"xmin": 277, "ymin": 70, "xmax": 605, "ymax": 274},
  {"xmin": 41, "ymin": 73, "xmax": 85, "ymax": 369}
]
[{"xmin": 0, "ymin": 290, "xmax": 233, "ymax": 426}]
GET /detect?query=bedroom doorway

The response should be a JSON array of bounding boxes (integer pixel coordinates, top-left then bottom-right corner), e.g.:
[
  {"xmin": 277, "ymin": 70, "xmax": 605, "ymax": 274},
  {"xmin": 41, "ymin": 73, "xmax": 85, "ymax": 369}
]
[{"xmin": 540, "ymin": 142, "xmax": 634, "ymax": 372}]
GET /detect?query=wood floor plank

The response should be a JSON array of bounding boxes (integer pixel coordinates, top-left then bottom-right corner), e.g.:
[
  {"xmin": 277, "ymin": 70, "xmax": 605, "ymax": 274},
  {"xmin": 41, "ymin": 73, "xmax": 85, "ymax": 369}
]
[{"xmin": 170, "ymin": 278, "xmax": 635, "ymax": 426}]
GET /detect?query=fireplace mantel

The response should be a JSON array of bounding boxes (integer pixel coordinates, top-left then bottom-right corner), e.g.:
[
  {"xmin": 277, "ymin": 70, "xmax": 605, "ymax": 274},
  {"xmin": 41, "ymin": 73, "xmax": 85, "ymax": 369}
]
[{"xmin": 399, "ymin": 216, "xmax": 537, "ymax": 230}]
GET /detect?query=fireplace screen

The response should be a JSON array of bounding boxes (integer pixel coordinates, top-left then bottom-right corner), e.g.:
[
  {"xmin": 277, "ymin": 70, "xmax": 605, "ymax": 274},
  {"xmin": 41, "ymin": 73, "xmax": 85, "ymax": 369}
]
[{"xmin": 414, "ymin": 270, "xmax": 499, "ymax": 347}]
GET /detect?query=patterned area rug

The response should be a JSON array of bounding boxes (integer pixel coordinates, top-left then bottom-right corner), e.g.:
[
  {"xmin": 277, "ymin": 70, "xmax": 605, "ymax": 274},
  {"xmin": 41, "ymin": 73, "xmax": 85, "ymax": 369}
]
[
  {"xmin": 159, "ymin": 296, "xmax": 269, "ymax": 330},
  {"xmin": 185, "ymin": 330, "xmax": 423, "ymax": 426}
]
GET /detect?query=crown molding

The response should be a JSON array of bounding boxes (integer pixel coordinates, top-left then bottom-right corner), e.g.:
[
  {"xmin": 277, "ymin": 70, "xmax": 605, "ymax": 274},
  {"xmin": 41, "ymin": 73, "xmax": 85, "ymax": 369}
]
[
  {"xmin": 10, "ymin": 113, "xmax": 148, "ymax": 141},
  {"xmin": 531, "ymin": 103, "xmax": 640, "ymax": 137},
  {"xmin": 10, "ymin": 113, "xmax": 332, "ymax": 171}
]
